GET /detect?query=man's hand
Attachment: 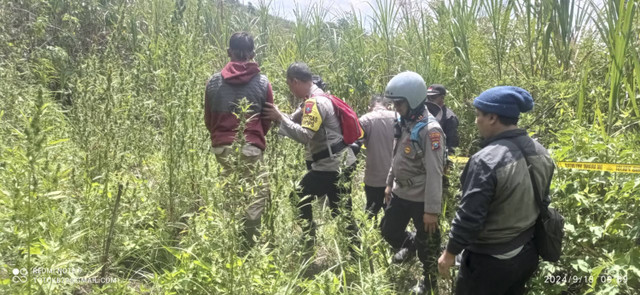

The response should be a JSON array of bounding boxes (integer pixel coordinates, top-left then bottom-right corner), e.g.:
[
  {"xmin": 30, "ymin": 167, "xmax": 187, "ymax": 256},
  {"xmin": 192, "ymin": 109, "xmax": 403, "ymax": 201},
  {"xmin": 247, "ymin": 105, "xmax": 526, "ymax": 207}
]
[
  {"xmin": 423, "ymin": 213, "xmax": 438, "ymax": 235},
  {"xmin": 438, "ymin": 250, "xmax": 456, "ymax": 278},
  {"xmin": 263, "ymin": 102, "xmax": 283, "ymax": 122},
  {"xmin": 384, "ymin": 186, "xmax": 392, "ymax": 205}
]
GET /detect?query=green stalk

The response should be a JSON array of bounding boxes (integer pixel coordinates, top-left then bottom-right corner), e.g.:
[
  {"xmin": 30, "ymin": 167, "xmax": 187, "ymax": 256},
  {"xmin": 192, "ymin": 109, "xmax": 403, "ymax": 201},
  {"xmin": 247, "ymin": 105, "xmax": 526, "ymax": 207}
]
[
  {"xmin": 517, "ymin": 0, "xmax": 536, "ymax": 76},
  {"xmin": 255, "ymin": 0, "xmax": 273, "ymax": 63},
  {"xmin": 292, "ymin": 3, "xmax": 313, "ymax": 60},
  {"xmin": 485, "ymin": 0, "xmax": 515, "ymax": 81},
  {"xmin": 592, "ymin": 0, "xmax": 636, "ymax": 133},
  {"xmin": 26, "ymin": 89, "xmax": 46, "ymax": 293},
  {"xmin": 578, "ymin": 63, "xmax": 589, "ymax": 121},
  {"xmin": 369, "ymin": 0, "xmax": 399, "ymax": 78},
  {"xmin": 399, "ymin": 1, "xmax": 433, "ymax": 80},
  {"xmin": 550, "ymin": 0, "xmax": 591, "ymax": 72},
  {"xmin": 541, "ymin": 0, "xmax": 554, "ymax": 76},
  {"xmin": 99, "ymin": 183, "xmax": 125, "ymax": 287},
  {"xmin": 632, "ymin": 53, "xmax": 640, "ymax": 118},
  {"xmin": 436, "ymin": 0, "xmax": 480, "ymax": 97}
]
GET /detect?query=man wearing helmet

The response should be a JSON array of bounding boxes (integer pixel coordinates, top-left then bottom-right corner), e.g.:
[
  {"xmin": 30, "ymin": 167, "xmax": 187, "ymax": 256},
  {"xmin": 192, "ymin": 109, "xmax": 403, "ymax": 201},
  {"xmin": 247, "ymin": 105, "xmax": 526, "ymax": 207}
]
[{"xmin": 381, "ymin": 71, "xmax": 446, "ymax": 294}]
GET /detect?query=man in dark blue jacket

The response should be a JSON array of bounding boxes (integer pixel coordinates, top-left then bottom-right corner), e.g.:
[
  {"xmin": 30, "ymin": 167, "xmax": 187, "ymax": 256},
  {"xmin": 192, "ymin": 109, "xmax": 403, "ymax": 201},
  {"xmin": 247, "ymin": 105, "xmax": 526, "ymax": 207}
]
[
  {"xmin": 426, "ymin": 84, "xmax": 459, "ymax": 154},
  {"xmin": 438, "ymin": 86, "xmax": 554, "ymax": 295}
]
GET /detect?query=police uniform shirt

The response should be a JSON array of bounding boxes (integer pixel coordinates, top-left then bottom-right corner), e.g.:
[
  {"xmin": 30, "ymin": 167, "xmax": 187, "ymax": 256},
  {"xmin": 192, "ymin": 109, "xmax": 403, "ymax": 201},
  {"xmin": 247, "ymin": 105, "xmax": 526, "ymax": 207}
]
[
  {"xmin": 386, "ymin": 109, "xmax": 445, "ymax": 214},
  {"xmin": 279, "ymin": 92, "xmax": 356, "ymax": 172},
  {"xmin": 288, "ymin": 84, "xmax": 324, "ymax": 162},
  {"xmin": 360, "ymin": 107, "xmax": 397, "ymax": 187}
]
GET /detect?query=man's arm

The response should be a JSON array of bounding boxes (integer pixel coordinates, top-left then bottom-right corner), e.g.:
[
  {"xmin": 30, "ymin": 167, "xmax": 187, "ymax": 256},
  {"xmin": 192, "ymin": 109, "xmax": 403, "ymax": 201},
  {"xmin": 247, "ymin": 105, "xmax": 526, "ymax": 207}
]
[
  {"xmin": 359, "ymin": 114, "xmax": 370, "ymax": 139},
  {"xmin": 278, "ymin": 116, "xmax": 316, "ymax": 144},
  {"xmin": 445, "ymin": 157, "xmax": 495, "ymax": 255},
  {"xmin": 385, "ymin": 135, "xmax": 398, "ymax": 187},
  {"xmin": 290, "ymin": 103, "xmax": 303, "ymax": 124},
  {"xmin": 385, "ymin": 163, "xmax": 394, "ymax": 188},
  {"xmin": 445, "ymin": 116, "xmax": 459, "ymax": 152},
  {"xmin": 261, "ymin": 83, "xmax": 274, "ymax": 134},
  {"xmin": 385, "ymin": 159, "xmax": 395, "ymax": 204},
  {"xmin": 277, "ymin": 98, "xmax": 323, "ymax": 145},
  {"xmin": 423, "ymin": 128, "xmax": 445, "ymax": 214},
  {"xmin": 204, "ymin": 81, "xmax": 216, "ymax": 134}
]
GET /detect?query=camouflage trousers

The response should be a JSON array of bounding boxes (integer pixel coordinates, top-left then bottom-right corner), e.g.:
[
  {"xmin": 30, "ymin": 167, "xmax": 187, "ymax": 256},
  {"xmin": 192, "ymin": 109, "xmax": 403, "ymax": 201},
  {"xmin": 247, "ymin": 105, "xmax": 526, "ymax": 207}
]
[
  {"xmin": 381, "ymin": 196, "xmax": 442, "ymax": 294},
  {"xmin": 214, "ymin": 144, "xmax": 270, "ymax": 247}
]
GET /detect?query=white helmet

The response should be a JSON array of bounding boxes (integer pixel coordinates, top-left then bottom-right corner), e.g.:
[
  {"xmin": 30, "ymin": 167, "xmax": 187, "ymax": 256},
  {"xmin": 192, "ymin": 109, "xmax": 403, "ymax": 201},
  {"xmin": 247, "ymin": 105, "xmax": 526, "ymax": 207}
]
[{"xmin": 384, "ymin": 71, "xmax": 428, "ymax": 109}]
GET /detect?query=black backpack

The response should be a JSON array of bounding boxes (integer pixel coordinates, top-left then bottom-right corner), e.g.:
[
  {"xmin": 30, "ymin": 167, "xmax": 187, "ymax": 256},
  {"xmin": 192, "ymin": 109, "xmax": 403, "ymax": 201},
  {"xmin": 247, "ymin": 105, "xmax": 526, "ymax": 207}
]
[{"xmin": 512, "ymin": 139, "xmax": 564, "ymax": 262}]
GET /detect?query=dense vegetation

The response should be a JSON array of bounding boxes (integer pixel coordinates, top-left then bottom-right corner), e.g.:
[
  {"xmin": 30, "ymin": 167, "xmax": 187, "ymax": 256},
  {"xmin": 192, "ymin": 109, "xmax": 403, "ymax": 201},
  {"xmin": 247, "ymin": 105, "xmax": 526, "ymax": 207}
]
[{"xmin": 1, "ymin": 0, "xmax": 639, "ymax": 294}]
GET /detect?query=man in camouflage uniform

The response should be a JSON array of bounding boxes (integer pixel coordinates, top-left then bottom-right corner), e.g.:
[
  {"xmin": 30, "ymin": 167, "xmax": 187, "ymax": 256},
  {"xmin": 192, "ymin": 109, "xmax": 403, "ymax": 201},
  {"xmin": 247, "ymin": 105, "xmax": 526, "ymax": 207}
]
[{"xmin": 381, "ymin": 71, "xmax": 446, "ymax": 294}]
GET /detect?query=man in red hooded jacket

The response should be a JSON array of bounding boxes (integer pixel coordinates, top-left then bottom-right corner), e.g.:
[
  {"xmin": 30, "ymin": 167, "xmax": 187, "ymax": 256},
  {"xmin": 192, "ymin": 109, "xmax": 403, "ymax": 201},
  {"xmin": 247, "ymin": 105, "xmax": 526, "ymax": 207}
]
[{"xmin": 204, "ymin": 32, "xmax": 273, "ymax": 247}]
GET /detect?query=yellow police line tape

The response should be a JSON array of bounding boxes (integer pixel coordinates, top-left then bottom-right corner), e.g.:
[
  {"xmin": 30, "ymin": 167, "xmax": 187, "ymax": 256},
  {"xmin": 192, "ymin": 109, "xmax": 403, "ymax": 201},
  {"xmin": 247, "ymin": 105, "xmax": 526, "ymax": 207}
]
[{"xmin": 450, "ymin": 157, "xmax": 640, "ymax": 174}]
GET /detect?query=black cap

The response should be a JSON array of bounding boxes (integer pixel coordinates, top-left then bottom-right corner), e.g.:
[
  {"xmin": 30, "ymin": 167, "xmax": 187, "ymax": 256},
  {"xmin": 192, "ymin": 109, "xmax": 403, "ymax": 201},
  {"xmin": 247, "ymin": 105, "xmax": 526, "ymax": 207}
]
[{"xmin": 427, "ymin": 84, "xmax": 446, "ymax": 97}]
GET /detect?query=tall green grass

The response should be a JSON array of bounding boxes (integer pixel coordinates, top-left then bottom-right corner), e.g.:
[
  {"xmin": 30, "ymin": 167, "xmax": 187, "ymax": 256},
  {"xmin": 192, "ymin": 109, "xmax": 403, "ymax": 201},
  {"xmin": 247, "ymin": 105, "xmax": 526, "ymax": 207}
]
[
  {"xmin": 592, "ymin": 0, "xmax": 637, "ymax": 132},
  {"xmin": 484, "ymin": 0, "xmax": 515, "ymax": 81}
]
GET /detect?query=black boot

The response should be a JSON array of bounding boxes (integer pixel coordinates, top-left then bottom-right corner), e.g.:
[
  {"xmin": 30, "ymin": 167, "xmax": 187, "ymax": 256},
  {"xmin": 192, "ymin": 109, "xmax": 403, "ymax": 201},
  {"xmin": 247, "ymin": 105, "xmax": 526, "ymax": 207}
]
[
  {"xmin": 410, "ymin": 280, "xmax": 426, "ymax": 295},
  {"xmin": 241, "ymin": 218, "xmax": 261, "ymax": 249},
  {"xmin": 392, "ymin": 247, "xmax": 416, "ymax": 263},
  {"xmin": 303, "ymin": 221, "xmax": 317, "ymax": 251},
  {"xmin": 410, "ymin": 277, "xmax": 438, "ymax": 295}
]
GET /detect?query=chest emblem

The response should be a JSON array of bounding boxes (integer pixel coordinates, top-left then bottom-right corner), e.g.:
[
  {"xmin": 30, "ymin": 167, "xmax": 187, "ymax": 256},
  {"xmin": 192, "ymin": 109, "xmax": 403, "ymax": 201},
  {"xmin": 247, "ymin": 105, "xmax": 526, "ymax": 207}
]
[{"xmin": 404, "ymin": 146, "xmax": 411, "ymax": 154}]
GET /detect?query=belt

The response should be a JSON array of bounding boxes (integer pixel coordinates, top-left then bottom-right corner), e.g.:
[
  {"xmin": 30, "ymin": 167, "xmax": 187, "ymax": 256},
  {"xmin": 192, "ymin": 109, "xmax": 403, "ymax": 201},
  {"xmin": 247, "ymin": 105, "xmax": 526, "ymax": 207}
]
[
  {"xmin": 396, "ymin": 175, "xmax": 425, "ymax": 188},
  {"xmin": 312, "ymin": 141, "xmax": 349, "ymax": 162}
]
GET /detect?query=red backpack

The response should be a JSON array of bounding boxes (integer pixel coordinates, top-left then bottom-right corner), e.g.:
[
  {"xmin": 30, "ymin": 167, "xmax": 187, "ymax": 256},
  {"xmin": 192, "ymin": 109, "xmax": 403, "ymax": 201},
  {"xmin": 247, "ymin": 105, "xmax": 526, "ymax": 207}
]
[{"xmin": 316, "ymin": 94, "xmax": 363, "ymax": 144}]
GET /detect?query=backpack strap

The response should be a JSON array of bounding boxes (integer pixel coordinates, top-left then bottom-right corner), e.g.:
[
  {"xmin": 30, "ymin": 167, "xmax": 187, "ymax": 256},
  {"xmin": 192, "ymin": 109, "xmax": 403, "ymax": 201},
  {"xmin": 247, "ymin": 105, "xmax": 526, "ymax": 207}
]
[
  {"xmin": 313, "ymin": 93, "xmax": 342, "ymax": 137},
  {"xmin": 410, "ymin": 115, "xmax": 438, "ymax": 158},
  {"xmin": 408, "ymin": 114, "xmax": 448, "ymax": 167},
  {"xmin": 509, "ymin": 139, "xmax": 549, "ymax": 219},
  {"xmin": 309, "ymin": 94, "xmax": 348, "ymax": 162},
  {"xmin": 410, "ymin": 117, "xmax": 435, "ymax": 143}
]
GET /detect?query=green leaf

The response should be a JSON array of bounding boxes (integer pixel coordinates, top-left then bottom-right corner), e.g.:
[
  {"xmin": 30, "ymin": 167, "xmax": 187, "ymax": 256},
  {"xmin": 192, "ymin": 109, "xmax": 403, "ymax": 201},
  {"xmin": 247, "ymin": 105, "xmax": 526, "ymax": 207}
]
[
  {"xmin": 571, "ymin": 259, "xmax": 590, "ymax": 272},
  {"xmin": 48, "ymin": 138, "xmax": 69, "ymax": 146},
  {"xmin": 44, "ymin": 191, "xmax": 67, "ymax": 200},
  {"xmin": 591, "ymin": 264, "xmax": 607, "ymax": 289}
]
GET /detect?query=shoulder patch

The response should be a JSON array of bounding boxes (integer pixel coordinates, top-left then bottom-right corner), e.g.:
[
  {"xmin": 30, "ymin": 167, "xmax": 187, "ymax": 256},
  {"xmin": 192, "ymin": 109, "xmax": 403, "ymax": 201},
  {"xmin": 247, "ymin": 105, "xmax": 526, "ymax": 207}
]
[
  {"xmin": 301, "ymin": 98, "xmax": 322, "ymax": 131},
  {"xmin": 304, "ymin": 101, "xmax": 314, "ymax": 114},
  {"xmin": 429, "ymin": 131, "xmax": 441, "ymax": 150}
]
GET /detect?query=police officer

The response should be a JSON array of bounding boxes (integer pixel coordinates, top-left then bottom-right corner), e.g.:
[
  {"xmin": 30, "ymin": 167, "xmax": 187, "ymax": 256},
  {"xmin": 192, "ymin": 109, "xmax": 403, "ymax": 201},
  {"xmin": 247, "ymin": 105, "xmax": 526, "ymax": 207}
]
[
  {"xmin": 426, "ymin": 84, "xmax": 459, "ymax": 154},
  {"xmin": 381, "ymin": 72, "xmax": 445, "ymax": 294},
  {"xmin": 263, "ymin": 62, "xmax": 359, "ymax": 249},
  {"xmin": 289, "ymin": 75, "xmax": 326, "ymax": 170},
  {"xmin": 359, "ymin": 95, "xmax": 396, "ymax": 218}
]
